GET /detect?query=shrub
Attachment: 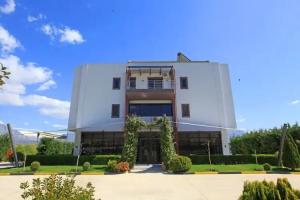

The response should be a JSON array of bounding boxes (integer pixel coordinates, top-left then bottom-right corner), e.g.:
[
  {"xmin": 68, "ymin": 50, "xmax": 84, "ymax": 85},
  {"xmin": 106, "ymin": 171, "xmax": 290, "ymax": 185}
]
[
  {"xmin": 107, "ymin": 160, "xmax": 117, "ymax": 172},
  {"xmin": 189, "ymin": 154, "xmax": 278, "ymax": 165},
  {"xmin": 0, "ymin": 134, "xmax": 10, "ymax": 161},
  {"xmin": 25, "ymin": 154, "xmax": 121, "ymax": 166},
  {"xmin": 30, "ymin": 161, "xmax": 40, "ymax": 172},
  {"xmin": 16, "ymin": 144, "xmax": 37, "ymax": 155},
  {"xmin": 169, "ymin": 156, "xmax": 192, "ymax": 173},
  {"xmin": 20, "ymin": 175, "xmax": 100, "ymax": 200},
  {"xmin": 282, "ymin": 133, "xmax": 300, "ymax": 171},
  {"xmin": 263, "ymin": 163, "xmax": 272, "ymax": 171},
  {"xmin": 115, "ymin": 162, "xmax": 129, "ymax": 173},
  {"xmin": 239, "ymin": 178, "xmax": 300, "ymax": 200},
  {"xmin": 37, "ymin": 138, "xmax": 74, "ymax": 155},
  {"xmin": 82, "ymin": 162, "xmax": 91, "ymax": 171}
]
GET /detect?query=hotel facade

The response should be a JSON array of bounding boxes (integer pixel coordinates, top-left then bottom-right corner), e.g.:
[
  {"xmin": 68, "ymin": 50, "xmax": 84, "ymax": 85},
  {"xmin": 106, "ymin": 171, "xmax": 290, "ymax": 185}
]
[{"xmin": 68, "ymin": 53, "xmax": 236, "ymax": 163}]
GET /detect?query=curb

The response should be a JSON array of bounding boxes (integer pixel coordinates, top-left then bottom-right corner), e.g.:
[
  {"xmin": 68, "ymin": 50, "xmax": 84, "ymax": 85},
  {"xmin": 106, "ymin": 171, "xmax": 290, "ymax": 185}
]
[{"xmin": 194, "ymin": 172, "xmax": 218, "ymax": 175}]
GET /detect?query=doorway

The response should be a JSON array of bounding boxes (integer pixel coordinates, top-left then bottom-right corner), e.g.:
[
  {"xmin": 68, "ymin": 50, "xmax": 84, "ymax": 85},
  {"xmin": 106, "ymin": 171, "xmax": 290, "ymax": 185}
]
[{"xmin": 137, "ymin": 132, "xmax": 161, "ymax": 164}]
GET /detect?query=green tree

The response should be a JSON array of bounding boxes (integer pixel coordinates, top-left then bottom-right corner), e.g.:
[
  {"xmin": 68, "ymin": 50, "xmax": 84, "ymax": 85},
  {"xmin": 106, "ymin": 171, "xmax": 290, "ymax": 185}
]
[
  {"xmin": 155, "ymin": 116, "xmax": 176, "ymax": 170},
  {"xmin": 282, "ymin": 133, "xmax": 300, "ymax": 171},
  {"xmin": 0, "ymin": 134, "xmax": 10, "ymax": 161},
  {"xmin": 121, "ymin": 116, "xmax": 145, "ymax": 168},
  {"xmin": 0, "ymin": 63, "xmax": 10, "ymax": 86},
  {"xmin": 37, "ymin": 138, "xmax": 74, "ymax": 155}
]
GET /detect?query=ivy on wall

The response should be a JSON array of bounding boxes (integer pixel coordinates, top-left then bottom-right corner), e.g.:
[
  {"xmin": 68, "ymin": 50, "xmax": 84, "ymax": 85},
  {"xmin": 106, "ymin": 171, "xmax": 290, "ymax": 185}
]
[
  {"xmin": 155, "ymin": 116, "xmax": 176, "ymax": 170},
  {"xmin": 121, "ymin": 116, "xmax": 145, "ymax": 168}
]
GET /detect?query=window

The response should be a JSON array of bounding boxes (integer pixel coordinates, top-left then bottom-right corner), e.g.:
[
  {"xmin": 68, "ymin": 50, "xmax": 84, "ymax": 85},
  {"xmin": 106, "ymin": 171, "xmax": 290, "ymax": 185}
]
[
  {"xmin": 180, "ymin": 77, "xmax": 188, "ymax": 89},
  {"xmin": 148, "ymin": 77, "xmax": 163, "ymax": 89},
  {"xmin": 111, "ymin": 104, "xmax": 120, "ymax": 118},
  {"xmin": 181, "ymin": 104, "xmax": 190, "ymax": 117},
  {"xmin": 129, "ymin": 104, "xmax": 173, "ymax": 116},
  {"xmin": 129, "ymin": 77, "xmax": 136, "ymax": 89},
  {"xmin": 112, "ymin": 77, "xmax": 121, "ymax": 89}
]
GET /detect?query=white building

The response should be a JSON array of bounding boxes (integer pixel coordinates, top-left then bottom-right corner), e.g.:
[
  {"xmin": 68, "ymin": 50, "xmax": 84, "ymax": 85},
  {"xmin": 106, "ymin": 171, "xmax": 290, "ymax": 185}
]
[{"xmin": 68, "ymin": 53, "xmax": 236, "ymax": 163}]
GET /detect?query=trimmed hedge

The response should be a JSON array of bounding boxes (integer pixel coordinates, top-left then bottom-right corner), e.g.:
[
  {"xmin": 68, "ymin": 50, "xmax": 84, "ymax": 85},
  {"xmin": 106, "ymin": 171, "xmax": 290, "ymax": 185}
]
[
  {"xmin": 25, "ymin": 154, "xmax": 121, "ymax": 166},
  {"xmin": 189, "ymin": 154, "xmax": 278, "ymax": 165}
]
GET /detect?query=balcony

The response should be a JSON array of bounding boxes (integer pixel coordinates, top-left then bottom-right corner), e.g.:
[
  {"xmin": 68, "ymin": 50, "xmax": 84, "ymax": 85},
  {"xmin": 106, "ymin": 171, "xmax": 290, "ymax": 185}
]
[
  {"xmin": 127, "ymin": 79, "xmax": 175, "ymax": 90},
  {"xmin": 126, "ymin": 79, "xmax": 175, "ymax": 100}
]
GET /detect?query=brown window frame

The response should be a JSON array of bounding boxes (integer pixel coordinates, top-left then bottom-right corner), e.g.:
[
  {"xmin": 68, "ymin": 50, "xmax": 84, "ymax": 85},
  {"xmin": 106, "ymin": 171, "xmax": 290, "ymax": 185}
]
[
  {"xmin": 181, "ymin": 104, "xmax": 190, "ymax": 118},
  {"xmin": 180, "ymin": 77, "xmax": 188, "ymax": 89},
  {"xmin": 111, "ymin": 104, "xmax": 120, "ymax": 118},
  {"xmin": 112, "ymin": 77, "xmax": 121, "ymax": 90}
]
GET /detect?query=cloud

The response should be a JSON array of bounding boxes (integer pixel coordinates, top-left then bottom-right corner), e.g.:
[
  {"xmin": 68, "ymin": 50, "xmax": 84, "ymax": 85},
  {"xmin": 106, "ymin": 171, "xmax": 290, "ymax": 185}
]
[
  {"xmin": 52, "ymin": 124, "xmax": 67, "ymax": 129},
  {"xmin": 59, "ymin": 27, "xmax": 84, "ymax": 44},
  {"xmin": 237, "ymin": 117, "xmax": 246, "ymax": 123},
  {"xmin": 27, "ymin": 14, "xmax": 46, "ymax": 22},
  {"xmin": 0, "ymin": 55, "xmax": 69, "ymax": 119},
  {"xmin": 23, "ymin": 122, "xmax": 29, "ymax": 126},
  {"xmin": 0, "ymin": 0, "xmax": 15, "ymax": 14},
  {"xmin": 41, "ymin": 24, "xmax": 85, "ymax": 44},
  {"xmin": 0, "ymin": 25, "xmax": 20, "ymax": 53},
  {"xmin": 23, "ymin": 95, "xmax": 70, "ymax": 119},
  {"xmin": 290, "ymin": 100, "xmax": 300, "ymax": 105},
  {"xmin": 37, "ymin": 80, "xmax": 56, "ymax": 91}
]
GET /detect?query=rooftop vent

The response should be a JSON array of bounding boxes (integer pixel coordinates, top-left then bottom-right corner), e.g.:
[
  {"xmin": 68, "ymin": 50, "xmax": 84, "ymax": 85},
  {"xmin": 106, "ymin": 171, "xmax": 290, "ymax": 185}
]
[{"xmin": 177, "ymin": 52, "xmax": 191, "ymax": 63}]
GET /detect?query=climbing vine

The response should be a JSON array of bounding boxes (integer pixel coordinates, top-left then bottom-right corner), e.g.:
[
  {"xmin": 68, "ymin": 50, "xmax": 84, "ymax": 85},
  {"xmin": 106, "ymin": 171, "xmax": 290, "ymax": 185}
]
[
  {"xmin": 121, "ymin": 116, "xmax": 145, "ymax": 168},
  {"xmin": 155, "ymin": 116, "xmax": 176, "ymax": 170}
]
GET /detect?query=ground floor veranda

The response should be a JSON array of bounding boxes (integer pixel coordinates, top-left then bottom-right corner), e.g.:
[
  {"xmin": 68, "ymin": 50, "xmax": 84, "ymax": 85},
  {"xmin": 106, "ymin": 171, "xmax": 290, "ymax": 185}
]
[{"xmin": 78, "ymin": 131, "xmax": 224, "ymax": 164}]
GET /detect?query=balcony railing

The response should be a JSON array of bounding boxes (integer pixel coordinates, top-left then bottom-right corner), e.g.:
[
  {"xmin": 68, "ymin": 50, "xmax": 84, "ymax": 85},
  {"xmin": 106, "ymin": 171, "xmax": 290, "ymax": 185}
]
[{"xmin": 127, "ymin": 79, "xmax": 175, "ymax": 90}]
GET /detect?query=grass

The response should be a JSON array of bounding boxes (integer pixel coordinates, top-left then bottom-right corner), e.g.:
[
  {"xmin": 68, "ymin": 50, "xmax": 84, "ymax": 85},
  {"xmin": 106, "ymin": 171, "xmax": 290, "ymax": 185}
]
[
  {"xmin": 189, "ymin": 164, "xmax": 264, "ymax": 172},
  {"xmin": 0, "ymin": 165, "xmax": 106, "ymax": 174}
]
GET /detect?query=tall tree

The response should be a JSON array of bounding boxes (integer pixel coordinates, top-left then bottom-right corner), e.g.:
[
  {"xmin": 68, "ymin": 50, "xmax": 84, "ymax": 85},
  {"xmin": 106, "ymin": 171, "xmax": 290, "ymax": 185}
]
[
  {"xmin": 0, "ymin": 63, "xmax": 10, "ymax": 86},
  {"xmin": 282, "ymin": 133, "xmax": 300, "ymax": 171}
]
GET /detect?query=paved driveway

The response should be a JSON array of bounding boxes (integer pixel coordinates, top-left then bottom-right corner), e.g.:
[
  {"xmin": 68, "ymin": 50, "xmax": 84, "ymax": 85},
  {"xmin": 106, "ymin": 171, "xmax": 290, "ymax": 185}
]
[{"xmin": 1, "ymin": 174, "xmax": 300, "ymax": 200}]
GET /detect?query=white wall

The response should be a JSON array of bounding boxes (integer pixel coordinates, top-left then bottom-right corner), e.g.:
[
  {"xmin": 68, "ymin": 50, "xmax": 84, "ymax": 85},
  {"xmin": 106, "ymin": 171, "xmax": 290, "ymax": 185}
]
[
  {"xmin": 173, "ymin": 62, "xmax": 236, "ymax": 131},
  {"xmin": 69, "ymin": 62, "xmax": 236, "ymax": 132},
  {"xmin": 69, "ymin": 64, "xmax": 126, "ymax": 132}
]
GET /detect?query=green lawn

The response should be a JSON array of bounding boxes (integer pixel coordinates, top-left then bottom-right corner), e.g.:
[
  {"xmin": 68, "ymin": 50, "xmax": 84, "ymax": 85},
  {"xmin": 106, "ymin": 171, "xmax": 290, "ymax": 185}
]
[
  {"xmin": 189, "ymin": 164, "xmax": 264, "ymax": 172},
  {"xmin": 0, "ymin": 165, "xmax": 106, "ymax": 173}
]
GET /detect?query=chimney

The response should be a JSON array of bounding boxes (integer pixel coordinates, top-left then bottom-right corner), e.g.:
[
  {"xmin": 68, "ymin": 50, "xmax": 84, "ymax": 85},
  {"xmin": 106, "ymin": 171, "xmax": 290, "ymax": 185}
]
[{"xmin": 177, "ymin": 52, "xmax": 191, "ymax": 62}]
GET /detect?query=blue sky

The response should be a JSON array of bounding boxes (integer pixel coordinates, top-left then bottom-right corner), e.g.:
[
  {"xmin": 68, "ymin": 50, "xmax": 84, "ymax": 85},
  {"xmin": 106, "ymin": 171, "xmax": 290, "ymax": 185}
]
[{"xmin": 0, "ymin": 0, "xmax": 299, "ymax": 132}]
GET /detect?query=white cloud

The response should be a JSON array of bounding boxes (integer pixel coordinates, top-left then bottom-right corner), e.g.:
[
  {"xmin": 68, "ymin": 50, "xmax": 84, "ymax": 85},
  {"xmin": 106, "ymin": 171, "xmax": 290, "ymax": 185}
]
[
  {"xmin": 27, "ymin": 14, "xmax": 46, "ymax": 22},
  {"xmin": 23, "ymin": 122, "xmax": 29, "ymax": 126},
  {"xmin": 290, "ymin": 100, "xmax": 300, "ymax": 105},
  {"xmin": 37, "ymin": 80, "xmax": 56, "ymax": 91},
  {"xmin": 0, "ymin": 0, "xmax": 15, "ymax": 14},
  {"xmin": 43, "ymin": 121, "xmax": 49, "ymax": 124},
  {"xmin": 0, "ymin": 25, "xmax": 20, "ymax": 53},
  {"xmin": 237, "ymin": 117, "xmax": 246, "ymax": 123},
  {"xmin": 0, "ymin": 55, "xmax": 69, "ymax": 119},
  {"xmin": 23, "ymin": 95, "xmax": 70, "ymax": 119},
  {"xmin": 52, "ymin": 124, "xmax": 66, "ymax": 129},
  {"xmin": 41, "ymin": 24, "xmax": 85, "ymax": 44},
  {"xmin": 59, "ymin": 27, "xmax": 84, "ymax": 44}
]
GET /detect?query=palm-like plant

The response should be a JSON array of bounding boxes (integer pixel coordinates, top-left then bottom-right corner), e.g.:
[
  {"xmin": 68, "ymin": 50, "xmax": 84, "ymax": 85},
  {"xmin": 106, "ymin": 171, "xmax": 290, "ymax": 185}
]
[{"xmin": 0, "ymin": 63, "xmax": 10, "ymax": 86}]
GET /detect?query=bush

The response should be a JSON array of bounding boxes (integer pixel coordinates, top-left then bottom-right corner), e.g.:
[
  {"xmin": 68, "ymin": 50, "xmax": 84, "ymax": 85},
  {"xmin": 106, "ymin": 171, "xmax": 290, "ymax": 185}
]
[
  {"xmin": 0, "ymin": 134, "xmax": 10, "ymax": 161},
  {"xmin": 263, "ymin": 163, "xmax": 272, "ymax": 171},
  {"xmin": 37, "ymin": 138, "xmax": 74, "ymax": 155},
  {"xmin": 16, "ymin": 144, "xmax": 37, "ymax": 155},
  {"xmin": 82, "ymin": 162, "xmax": 91, "ymax": 171},
  {"xmin": 169, "ymin": 156, "xmax": 192, "ymax": 173},
  {"xmin": 239, "ymin": 178, "xmax": 300, "ymax": 200},
  {"xmin": 25, "ymin": 154, "xmax": 121, "ymax": 166},
  {"xmin": 30, "ymin": 161, "xmax": 40, "ymax": 172},
  {"xmin": 107, "ymin": 160, "xmax": 117, "ymax": 172},
  {"xmin": 20, "ymin": 175, "xmax": 100, "ymax": 200},
  {"xmin": 282, "ymin": 133, "xmax": 300, "ymax": 171},
  {"xmin": 189, "ymin": 154, "xmax": 278, "ymax": 165},
  {"xmin": 115, "ymin": 162, "xmax": 129, "ymax": 173}
]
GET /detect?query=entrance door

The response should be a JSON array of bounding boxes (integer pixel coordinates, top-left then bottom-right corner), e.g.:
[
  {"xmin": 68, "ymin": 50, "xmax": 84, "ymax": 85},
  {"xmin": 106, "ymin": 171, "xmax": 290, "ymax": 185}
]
[{"xmin": 137, "ymin": 132, "xmax": 161, "ymax": 164}]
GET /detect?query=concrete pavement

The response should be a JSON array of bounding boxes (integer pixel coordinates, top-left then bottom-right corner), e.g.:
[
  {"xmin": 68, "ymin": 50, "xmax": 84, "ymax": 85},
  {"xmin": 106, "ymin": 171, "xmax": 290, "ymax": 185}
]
[{"xmin": 1, "ymin": 174, "xmax": 300, "ymax": 200}]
